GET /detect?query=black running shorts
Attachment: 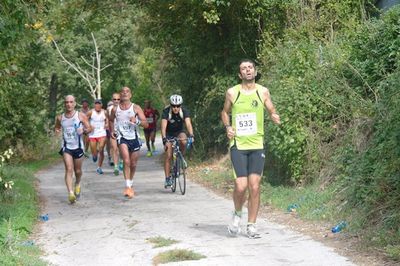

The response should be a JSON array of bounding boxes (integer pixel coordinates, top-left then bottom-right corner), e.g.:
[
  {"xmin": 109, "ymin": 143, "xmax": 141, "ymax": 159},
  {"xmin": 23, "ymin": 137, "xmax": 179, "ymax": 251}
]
[
  {"xmin": 118, "ymin": 137, "xmax": 141, "ymax": 153},
  {"xmin": 230, "ymin": 145, "xmax": 265, "ymax": 177},
  {"xmin": 59, "ymin": 147, "xmax": 84, "ymax": 159}
]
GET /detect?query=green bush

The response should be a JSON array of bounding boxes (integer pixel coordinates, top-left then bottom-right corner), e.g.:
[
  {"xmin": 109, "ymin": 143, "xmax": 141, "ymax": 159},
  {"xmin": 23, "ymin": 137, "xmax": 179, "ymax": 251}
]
[{"xmin": 332, "ymin": 6, "xmax": 400, "ymax": 252}]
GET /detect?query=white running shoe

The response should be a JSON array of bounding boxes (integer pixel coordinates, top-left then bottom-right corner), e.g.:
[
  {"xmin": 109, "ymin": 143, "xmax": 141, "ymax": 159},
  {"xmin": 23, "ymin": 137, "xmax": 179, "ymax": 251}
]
[
  {"xmin": 246, "ymin": 223, "xmax": 261, "ymax": 239},
  {"xmin": 227, "ymin": 212, "xmax": 241, "ymax": 236}
]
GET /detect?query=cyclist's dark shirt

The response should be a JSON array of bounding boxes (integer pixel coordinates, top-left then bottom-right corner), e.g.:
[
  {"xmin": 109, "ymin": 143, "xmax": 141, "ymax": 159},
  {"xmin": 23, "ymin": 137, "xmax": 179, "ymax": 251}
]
[{"xmin": 162, "ymin": 106, "xmax": 190, "ymax": 134}]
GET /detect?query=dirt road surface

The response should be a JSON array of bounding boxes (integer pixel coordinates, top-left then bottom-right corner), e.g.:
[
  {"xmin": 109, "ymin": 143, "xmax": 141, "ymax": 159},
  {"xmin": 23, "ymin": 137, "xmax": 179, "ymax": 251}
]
[{"xmin": 35, "ymin": 140, "xmax": 354, "ymax": 265}]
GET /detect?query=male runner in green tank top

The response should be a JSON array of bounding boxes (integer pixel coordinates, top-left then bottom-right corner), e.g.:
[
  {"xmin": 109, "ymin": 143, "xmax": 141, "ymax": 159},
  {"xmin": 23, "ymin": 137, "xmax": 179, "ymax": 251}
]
[{"xmin": 221, "ymin": 59, "xmax": 281, "ymax": 238}]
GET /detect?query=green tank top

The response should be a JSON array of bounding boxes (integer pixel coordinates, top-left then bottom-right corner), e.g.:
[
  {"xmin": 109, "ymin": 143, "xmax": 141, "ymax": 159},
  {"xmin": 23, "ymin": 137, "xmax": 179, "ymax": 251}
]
[{"xmin": 230, "ymin": 84, "xmax": 264, "ymax": 150}]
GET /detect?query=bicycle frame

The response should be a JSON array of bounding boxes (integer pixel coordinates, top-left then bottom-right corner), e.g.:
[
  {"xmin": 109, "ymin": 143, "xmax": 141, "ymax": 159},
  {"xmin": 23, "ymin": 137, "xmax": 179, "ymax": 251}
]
[{"xmin": 167, "ymin": 137, "xmax": 187, "ymax": 195}]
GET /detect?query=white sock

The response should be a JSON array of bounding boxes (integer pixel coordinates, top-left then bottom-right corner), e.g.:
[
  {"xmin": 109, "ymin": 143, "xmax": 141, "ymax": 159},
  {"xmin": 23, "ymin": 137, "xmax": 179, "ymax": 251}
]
[{"xmin": 125, "ymin": 180, "xmax": 131, "ymax": 187}]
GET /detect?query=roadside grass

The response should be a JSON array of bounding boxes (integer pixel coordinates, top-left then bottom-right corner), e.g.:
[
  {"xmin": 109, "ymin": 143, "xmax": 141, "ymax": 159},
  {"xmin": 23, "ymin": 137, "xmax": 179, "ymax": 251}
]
[
  {"xmin": 0, "ymin": 151, "xmax": 60, "ymax": 265},
  {"xmin": 189, "ymin": 160, "xmax": 400, "ymax": 263},
  {"xmin": 146, "ymin": 236, "xmax": 179, "ymax": 248},
  {"xmin": 260, "ymin": 181, "xmax": 339, "ymax": 222},
  {"xmin": 192, "ymin": 163, "xmax": 340, "ymax": 224},
  {"xmin": 152, "ymin": 249, "xmax": 206, "ymax": 265}
]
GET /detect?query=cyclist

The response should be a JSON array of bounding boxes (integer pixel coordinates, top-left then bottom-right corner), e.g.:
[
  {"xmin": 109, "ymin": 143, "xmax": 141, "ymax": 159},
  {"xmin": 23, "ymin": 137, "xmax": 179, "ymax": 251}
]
[
  {"xmin": 161, "ymin": 94, "xmax": 194, "ymax": 188},
  {"xmin": 143, "ymin": 100, "xmax": 160, "ymax": 157}
]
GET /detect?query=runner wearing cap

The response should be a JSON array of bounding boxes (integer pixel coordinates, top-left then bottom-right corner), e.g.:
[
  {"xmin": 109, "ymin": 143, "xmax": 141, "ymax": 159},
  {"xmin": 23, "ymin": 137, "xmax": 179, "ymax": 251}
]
[{"xmin": 86, "ymin": 99, "xmax": 109, "ymax": 174}]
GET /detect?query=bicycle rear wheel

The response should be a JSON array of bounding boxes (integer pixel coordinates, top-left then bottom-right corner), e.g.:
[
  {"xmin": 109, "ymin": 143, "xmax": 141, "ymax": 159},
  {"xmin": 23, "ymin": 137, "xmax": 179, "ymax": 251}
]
[{"xmin": 177, "ymin": 153, "xmax": 186, "ymax": 195}]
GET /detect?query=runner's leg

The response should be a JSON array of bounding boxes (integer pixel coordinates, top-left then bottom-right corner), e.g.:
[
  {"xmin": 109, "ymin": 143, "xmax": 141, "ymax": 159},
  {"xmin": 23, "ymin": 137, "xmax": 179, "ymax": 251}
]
[
  {"xmin": 73, "ymin": 156, "xmax": 84, "ymax": 185},
  {"xmin": 234, "ymin": 177, "xmax": 248, "ymax": 212},
  {"xmin": 150, "ymin": 129, "xmax": 156, "ymax": 150},
  {"xmin": 119, "ymin": 143, "xmax": 131, "ymax": 182},
  {"xmin": 129, "ymin": 151, "xmax": 140, "ymax": 180},
  {"xmin": 90, "ymin": 139, "xmax": 98, "ymax": 160},
  {"xmin": 247, "ymin": 174, "xmax": 261, "ymax": 223},
  {"xmin": 145, "ymin": 130, "xmax": 151, "ymax": 151},
  {"xmin": 111, "ymin": 138, "xmax": 119, "ymax": 167},
  {"xmin": 63, "ymin": 153, "xmax": 74, "ymax": 193},
  {"xmin": 97, "ymin": 137, "xmax": 106, "ymax": 168}
]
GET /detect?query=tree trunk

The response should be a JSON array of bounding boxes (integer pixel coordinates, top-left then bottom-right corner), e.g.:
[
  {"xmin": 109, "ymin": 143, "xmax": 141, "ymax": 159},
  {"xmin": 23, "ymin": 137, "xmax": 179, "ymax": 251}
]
[{"xmin": 49, "ymin": 73, "xmax": 58, "ymax": 121}]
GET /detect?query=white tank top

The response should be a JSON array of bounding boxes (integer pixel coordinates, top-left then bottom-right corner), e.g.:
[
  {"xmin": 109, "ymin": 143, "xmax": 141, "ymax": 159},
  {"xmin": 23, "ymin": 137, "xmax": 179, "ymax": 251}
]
[
  {"xmin": 61, "ymin": 111, "xmax": 84, "ymax": 150},
  {"xmin": 116, "ymin": 104, "xmax": 139, "ymax": 140},
  {"xmin": 89, "ymin": 109, "xmax": 107, "ymax": 138}
]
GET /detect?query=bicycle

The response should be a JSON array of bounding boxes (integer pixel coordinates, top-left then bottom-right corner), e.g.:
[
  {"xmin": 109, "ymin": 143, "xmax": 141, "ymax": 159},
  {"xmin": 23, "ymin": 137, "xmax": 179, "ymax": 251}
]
[{"xmin": 166, "ymin": 137, "xmax": 190, "ymax": 195}]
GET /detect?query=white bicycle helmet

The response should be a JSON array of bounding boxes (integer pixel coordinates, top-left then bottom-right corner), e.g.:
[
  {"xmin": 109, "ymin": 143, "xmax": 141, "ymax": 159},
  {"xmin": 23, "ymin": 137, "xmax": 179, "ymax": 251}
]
[{"xmin": 170, "ymin": 94, "xmax": 183, "ymax": 105}]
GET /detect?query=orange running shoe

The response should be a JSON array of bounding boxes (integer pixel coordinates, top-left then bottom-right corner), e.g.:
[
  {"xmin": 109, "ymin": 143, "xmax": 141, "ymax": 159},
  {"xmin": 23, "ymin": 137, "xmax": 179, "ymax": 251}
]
[{"xmin": 123, "ymin": 187, "xmax": 134, "ymax": 198}]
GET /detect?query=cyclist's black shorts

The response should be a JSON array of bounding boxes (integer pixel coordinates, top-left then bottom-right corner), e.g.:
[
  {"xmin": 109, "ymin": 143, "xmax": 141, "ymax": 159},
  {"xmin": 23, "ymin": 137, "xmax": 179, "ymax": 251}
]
[
  {"xmin": 230, "ymin": 145, "xmax": 265, "ymax": 177},
  {"xmin": 118, "ymin": 137, "xmax": 141, "ymax": 153},
  {"xmin": 59, "ymin": 147, "xmax": 84, "ymax": 159},
  {"xmin": 166, "ymin": 130, "xmax": 187, "ymax": 139}
]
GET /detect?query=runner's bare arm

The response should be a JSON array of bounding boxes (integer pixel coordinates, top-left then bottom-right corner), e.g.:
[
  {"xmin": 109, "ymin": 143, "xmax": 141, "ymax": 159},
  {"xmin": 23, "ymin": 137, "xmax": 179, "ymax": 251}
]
[
  {"xmin": 104, "ymin": 111, "xmax": 109, "ymax": 130},
  {"xmin": 109, "ymin": 107, "xmax": 116, "ymax": 138},
  {"xmin": 132, "ymin": 105, "xmax": 149, "ymax": 129},
  {"xmin": 261, "ymin": 87, "xmax": 280, "ymax": 125},
  {"xmin": 55, "ymin": 115, "xmax": 62, "ymax": 135},
  {"xmin": 161, "ymin": 118, "xmax": 167, "ymax": 139},
  {"xmin": 221, "ymin": 88, "xmax": 235, "ymax": 139},
  {"xmin": 79, "ymin": 112, "xmax": 92, "ymax": 133}
]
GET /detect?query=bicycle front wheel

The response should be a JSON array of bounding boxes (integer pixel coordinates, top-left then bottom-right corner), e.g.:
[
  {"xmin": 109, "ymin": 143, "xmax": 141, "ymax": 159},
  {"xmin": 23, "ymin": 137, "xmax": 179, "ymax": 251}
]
[
  {"xmin": 177, "ymin": 153, "xmax": 186, "ymax": 195},
  {"xmin": 171, "ymin": 162, "xmax": 177, "ymax": 193}
]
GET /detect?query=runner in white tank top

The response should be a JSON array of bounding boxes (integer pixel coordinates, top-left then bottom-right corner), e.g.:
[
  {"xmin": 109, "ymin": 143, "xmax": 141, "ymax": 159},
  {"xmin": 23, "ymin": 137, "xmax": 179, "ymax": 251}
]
[
  {"xmin": 87, "ymin": 99, "xmax": 109, "ymax": 175},
  {"xmin": 89, "ymin": 108, "xmax": 107, "ymax": 138},
  {"xmin": 55, "ymin": 95, "xmax": 91, "ymax": 204},
  {"xmin": 109, "ymin": 87, "xmax": 149, "ymax": 199},
  {"xmin": 115, "ymin": 104, "xmax": 140, "ymax": 140},
  {"xmin": 61, "ymin": 111, "xmax": 84, "ymax": 150}
]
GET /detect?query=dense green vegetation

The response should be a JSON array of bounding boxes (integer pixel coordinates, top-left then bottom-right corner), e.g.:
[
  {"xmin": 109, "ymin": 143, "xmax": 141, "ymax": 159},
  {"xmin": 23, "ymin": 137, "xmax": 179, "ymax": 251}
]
[
  {"xmin": 0, "ymin": 156, "xmax": 60, "ymax": 266},
  {"xmin": 1, "ymin": 0, "xmax": 399, "ymax": 261}
]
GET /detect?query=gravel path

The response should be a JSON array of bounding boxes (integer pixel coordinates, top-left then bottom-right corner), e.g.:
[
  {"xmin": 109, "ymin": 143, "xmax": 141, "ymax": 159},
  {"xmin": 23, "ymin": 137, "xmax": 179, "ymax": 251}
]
[{"xmin": 35, "ymin": 139, "xmax": 354, "ymax": 266}]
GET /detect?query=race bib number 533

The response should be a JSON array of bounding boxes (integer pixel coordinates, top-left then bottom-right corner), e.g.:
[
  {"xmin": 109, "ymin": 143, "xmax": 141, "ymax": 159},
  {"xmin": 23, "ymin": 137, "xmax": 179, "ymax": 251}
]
[{"xmin": 235, "ymin": 113, "xmax": 257, "ymax": 136}]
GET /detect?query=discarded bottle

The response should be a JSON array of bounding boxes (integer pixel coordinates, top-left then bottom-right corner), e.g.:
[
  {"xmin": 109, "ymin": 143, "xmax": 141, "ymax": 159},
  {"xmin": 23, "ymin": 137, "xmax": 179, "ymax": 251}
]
[
  {"xmin": 39, "ymin": 214, "xmax": 49, "ymax": 222},
  {"xmin": 20, "ymin": 240, "xmax": 35, "ymax": 246},
  {"xmin": 287, "ymin": 203, "xmax": 299, "ymax": 212},
  {"xmin": 331, "ymin": 221, "xmax": 347, "ymax": 233}
]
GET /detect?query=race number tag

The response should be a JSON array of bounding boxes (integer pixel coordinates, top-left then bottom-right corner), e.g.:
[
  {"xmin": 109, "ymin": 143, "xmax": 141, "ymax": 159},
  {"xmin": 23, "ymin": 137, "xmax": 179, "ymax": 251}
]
[
  {"xmin": 235, "ymin": 113, "xmax": 257, "ymax": 136},
  {"xmin": 120, "ymin": 121, "xmax": 133, "ymax": 132},
  {"xmin": 93, "ymin": 122, "xmax": 102, "ymax": 130},
  {"xmin": 64, "ymin": 127, "xmax": 76, "ymax": 140},
  {"xmin": 147, "ymin": 117, "xmax": 154, "ymax": 123}
]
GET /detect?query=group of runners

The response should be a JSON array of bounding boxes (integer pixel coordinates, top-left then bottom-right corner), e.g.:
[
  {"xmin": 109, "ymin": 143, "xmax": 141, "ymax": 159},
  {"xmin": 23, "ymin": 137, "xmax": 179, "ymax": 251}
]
[
  {"xmin": 55, "ymin": 59, "xmax": 281, "ymax": 239},
  {"xmin": 55, "ymin": 86, "xmax": 195, "ymax": 200}
]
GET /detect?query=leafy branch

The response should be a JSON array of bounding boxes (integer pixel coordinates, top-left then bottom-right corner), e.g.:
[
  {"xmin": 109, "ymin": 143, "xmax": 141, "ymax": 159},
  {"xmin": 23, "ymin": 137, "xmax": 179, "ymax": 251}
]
[{"xmin": 52, "ymin": 33, "xmax": 112, "ymax": 99}]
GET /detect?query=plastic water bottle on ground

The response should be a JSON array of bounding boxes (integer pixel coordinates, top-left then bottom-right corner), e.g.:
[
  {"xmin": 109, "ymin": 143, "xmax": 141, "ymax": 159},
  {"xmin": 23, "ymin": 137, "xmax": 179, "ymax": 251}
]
[
  {"xmin": 331, "ymin": 221, "xmax": 347, "ymax": 233},
  {"xmin": 39, "ymin": 214, "xmax": 49, "ymax": 221},
  {"xmin": 287, "ymin": 203, "xmax": 299, "ymax": 212}
]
